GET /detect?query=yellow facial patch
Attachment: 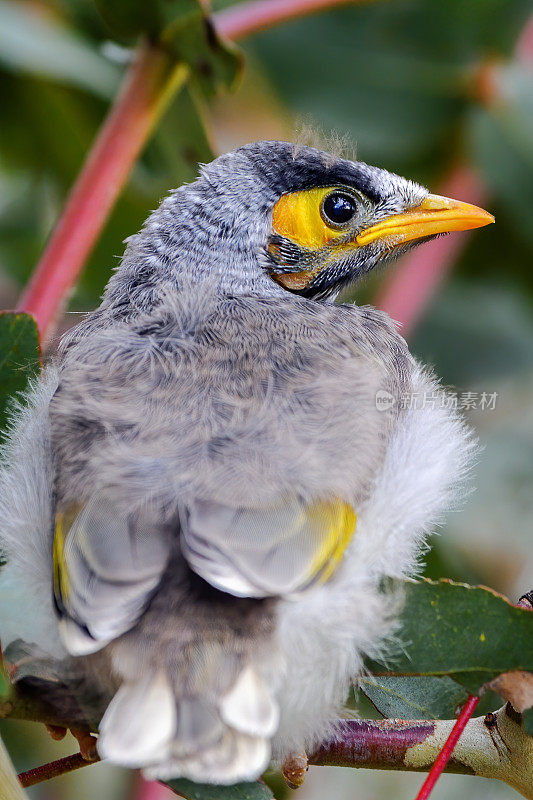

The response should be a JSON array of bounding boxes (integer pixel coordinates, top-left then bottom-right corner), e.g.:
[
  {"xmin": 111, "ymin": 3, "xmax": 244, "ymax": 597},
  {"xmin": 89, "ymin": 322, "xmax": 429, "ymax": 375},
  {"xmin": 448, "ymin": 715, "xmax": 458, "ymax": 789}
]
[{"xmin": 272, "ymin": 187, "xmax": 351, "ymax": 250}]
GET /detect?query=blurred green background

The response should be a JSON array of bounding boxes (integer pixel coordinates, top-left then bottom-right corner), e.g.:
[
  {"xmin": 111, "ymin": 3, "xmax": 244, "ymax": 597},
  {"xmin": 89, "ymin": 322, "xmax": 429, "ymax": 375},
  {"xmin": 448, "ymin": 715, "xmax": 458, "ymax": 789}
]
[{"xmin": 0, "ymin": 0, "xmax": 532, "ymax": 798}]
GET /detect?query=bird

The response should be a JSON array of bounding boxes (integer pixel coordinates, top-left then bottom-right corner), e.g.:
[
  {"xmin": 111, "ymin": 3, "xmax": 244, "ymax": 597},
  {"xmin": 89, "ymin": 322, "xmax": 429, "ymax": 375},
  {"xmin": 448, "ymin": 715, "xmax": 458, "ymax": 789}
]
[{"xmin": 0, "ymin": 140, "xmax": 493, "ymax": 784}]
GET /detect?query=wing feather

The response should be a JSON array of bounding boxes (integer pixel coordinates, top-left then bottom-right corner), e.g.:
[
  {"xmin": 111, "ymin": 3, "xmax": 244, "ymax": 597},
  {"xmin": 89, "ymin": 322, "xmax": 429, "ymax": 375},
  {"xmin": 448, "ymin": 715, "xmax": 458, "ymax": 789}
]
[
  {"xmin": 53, "ymin": 493, "xmax": 170, "ymax": 655},
  {"xmin": 182, "ymin": 496, "xmax": 356, "ymax": 598}
]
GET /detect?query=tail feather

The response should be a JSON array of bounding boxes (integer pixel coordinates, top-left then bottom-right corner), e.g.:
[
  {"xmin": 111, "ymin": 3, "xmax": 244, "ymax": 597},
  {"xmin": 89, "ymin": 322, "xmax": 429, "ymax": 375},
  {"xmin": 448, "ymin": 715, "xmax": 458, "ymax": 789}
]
[
  {"xmin": 147, "ymin": 729, "xmax": 271, "ymax": 785},
  {"xmin": 97, "ymin": 671, "xmax": 176, "ymax": 766},
  {"xmin": 98, "ymin": 665, "xmax": 277, "ymax": 783},
  {"xmin": 220, "ymin": 666, "xmax": 279, "ymax": 738},
  {"xmin": 173, "ymin": 697, "xmax": 226, "ymax": 756}
]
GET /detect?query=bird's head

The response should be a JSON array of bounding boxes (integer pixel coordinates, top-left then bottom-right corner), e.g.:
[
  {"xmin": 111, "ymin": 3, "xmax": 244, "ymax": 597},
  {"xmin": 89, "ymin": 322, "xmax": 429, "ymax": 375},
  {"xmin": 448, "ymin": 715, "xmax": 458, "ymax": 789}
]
[
  {"xmin": 191, "ymin": 140, "xmax": 494, "ymax": 300},
  {"xmin": 111, "ymin": 141, "xmax": 494, "ymax": 309},
  {"xmin": 265, "ymin": 154, "xmax": 494, "ymax": 299},
  {"xmin": 257, "ymin": 141, "xmax": 495, "ymax": 300}
]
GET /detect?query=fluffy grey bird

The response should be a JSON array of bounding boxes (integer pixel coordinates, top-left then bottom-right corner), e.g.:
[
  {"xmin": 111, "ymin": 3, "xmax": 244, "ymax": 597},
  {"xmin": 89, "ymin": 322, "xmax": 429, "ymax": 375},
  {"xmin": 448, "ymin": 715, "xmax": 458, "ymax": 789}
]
[{"xmin": 0, "ymin": 141, "xmax": 493, "ymax": 783}]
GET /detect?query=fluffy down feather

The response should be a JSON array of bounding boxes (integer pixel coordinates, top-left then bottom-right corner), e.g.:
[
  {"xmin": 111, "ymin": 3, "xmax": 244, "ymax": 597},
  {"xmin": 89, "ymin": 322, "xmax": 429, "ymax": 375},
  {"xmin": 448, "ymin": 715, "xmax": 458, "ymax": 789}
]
[
  {"xmin": 271, "ymin": 365, "xmax": 476, "ymax": 758},
  {"xmin": 0, "ymin": 367, "xmax": 62, "ymax": 655}
]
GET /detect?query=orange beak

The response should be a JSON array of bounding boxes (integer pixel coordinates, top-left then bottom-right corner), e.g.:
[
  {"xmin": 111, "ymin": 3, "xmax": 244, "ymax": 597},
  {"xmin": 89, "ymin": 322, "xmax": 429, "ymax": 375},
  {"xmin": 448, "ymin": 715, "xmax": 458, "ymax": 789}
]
[{"xmin": 355, "ymin": 193, "xmax": 494, "ymax": 247}]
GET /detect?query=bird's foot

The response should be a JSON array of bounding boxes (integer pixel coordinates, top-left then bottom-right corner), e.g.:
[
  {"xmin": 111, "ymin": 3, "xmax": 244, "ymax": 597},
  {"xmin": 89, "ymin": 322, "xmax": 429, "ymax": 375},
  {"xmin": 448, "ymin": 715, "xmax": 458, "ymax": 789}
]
[{"xmin": 45, "ymin": 725, "xmax": 98, "ymax": 761}]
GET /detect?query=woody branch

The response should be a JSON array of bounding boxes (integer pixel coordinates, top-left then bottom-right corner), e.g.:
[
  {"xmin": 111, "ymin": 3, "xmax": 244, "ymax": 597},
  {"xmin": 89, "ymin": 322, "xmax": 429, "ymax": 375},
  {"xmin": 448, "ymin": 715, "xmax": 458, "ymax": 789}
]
[{"xmin": 1, "ymin": 686, "xmax": 532, "ymax": 796}]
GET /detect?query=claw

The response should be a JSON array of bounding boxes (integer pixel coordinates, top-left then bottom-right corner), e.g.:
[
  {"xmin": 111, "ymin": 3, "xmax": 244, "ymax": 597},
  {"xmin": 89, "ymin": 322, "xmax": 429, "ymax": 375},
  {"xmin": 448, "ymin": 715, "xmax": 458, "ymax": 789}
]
[{"xmin": 70, "ymin": 729, "xmax": 98, "ymax": 761}]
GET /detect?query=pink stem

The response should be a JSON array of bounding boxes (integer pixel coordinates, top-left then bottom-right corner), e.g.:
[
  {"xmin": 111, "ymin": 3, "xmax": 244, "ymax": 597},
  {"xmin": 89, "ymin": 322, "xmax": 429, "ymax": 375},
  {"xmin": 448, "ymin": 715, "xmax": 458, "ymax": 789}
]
[
  {"xmin": 135, "ymin": 774, "xmax": 173, "ymax": 800},
  {"xmin": 414, "ymin": 694, "xmax": 480, "ymax": 800},
  {"xmin": 16, "ymin": 40, "xmax": 185, "ymax": 344},
  {"xmin": 374, "ymin": 167, "xmax": 487, "ymax": 336},
  {"xmin": 215, "ymin": 0, "xmax": 371, "ymax": 39},
  {"xmin": 516, "ymin": 13, "xmax": 533, "ymax": 61}
]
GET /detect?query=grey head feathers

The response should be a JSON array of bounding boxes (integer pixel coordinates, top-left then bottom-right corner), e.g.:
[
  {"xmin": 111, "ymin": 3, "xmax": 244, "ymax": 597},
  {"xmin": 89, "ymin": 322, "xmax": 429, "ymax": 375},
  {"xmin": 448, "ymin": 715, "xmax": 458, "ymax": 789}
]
[{"xmin": 90, "ymin": 141, "xmax": 427, "ymax": 325}]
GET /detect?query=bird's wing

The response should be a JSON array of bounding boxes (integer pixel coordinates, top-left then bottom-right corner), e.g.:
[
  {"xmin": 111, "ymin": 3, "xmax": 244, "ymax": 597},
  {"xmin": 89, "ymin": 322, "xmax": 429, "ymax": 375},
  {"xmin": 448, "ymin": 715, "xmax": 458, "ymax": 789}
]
[
  {"xmin": 53, "ymin": 493, "xmax": 170, "ymax": 655},
  {"xmin": 182, "ymin": 496, "xmax": 356, "ymax": 598}
]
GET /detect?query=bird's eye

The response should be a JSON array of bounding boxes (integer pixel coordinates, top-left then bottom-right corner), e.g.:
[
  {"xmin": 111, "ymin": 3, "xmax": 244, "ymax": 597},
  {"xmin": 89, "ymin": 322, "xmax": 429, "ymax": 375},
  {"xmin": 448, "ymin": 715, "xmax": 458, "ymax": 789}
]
[{"xmin": 320, "ymin": 192, "xmax": 357, "ymax": 229}]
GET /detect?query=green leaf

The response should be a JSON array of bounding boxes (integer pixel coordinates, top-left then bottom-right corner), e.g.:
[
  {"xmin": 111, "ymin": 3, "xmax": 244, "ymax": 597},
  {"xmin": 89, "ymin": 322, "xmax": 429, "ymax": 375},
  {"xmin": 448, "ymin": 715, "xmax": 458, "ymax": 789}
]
[
  {"xmin": 371, "ymin": 579, "xmax": 533, "ymax": 693},
  {"xmin": 95, "ymin": 0, "xmax": 242, "ymax": 95},
  {"xmin": 360, "ymin": 676, "xmax": 470, "ymax": 720},
  {"xmin": 161, "ymin": 2, "xmax": 242, "ymax": 96},
  {"xmin": 165, "ymin": 779, "xmax": 274, "ymax": 800},
  {"xmin": 0, "ymin": 313, "xmax": 40, "ymax": 435}
]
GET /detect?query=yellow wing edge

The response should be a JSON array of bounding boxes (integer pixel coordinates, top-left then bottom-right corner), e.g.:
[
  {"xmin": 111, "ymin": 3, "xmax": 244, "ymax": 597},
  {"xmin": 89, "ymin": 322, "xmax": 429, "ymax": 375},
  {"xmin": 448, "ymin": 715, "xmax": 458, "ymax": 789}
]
[{"xmin": 305, "ymin": 498, "xmax": 357, "ymax": 585}]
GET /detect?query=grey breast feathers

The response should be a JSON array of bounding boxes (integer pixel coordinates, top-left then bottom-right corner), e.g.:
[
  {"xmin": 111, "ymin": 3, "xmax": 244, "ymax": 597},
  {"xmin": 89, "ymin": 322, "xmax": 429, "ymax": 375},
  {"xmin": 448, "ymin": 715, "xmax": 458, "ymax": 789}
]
[{"xmin": 50, "ymin": 293, "xmax": 411, "ymax": 518}]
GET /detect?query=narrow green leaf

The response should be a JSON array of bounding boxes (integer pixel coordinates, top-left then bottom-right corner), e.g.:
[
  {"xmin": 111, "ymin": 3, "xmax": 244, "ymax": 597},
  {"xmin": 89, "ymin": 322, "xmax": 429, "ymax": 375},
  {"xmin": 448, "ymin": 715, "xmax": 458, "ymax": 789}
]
[
  {"xmin": 371, "ymin": 579, "xmax": 533, "ymax": 693},
  {"xmin": 0, "ymin": 312, "xmax": 40, "ymax": 435},
  {"xmin": 165, "ymin": 778, "xmax": 274, "ymax": 800},
  {"xmin": 150, "ymin": 83, "xmax": 215, "ymax": 186},
  {"xmin": 360, "ymin": 676, "xmax": 469, "ymax": 720}
]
